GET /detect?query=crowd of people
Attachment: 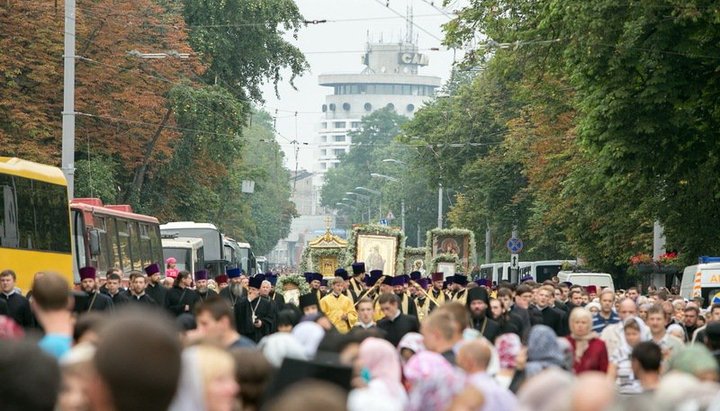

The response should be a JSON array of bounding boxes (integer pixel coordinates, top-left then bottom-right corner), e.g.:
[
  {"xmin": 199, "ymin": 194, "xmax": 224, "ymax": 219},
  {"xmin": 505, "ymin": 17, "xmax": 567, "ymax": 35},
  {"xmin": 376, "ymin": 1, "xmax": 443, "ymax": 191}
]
[{"xmin": 1, "ymin": 261, "xmax": 720, "ymax": 411}]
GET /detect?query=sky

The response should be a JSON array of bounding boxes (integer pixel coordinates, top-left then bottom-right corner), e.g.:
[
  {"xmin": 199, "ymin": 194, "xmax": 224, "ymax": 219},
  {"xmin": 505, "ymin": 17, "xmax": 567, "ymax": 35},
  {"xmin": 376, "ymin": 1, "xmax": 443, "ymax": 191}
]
[{"xmin": 259, "ymin": 0, "xmax": 463, "ymax": 171}]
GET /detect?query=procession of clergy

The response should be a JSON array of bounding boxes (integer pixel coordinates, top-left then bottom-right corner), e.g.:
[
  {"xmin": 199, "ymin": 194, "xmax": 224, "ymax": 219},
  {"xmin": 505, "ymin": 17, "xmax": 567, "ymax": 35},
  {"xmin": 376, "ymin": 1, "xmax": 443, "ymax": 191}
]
[{"xmin": 71, "ymin": 261, "xmax": 493, "ymax": 343}]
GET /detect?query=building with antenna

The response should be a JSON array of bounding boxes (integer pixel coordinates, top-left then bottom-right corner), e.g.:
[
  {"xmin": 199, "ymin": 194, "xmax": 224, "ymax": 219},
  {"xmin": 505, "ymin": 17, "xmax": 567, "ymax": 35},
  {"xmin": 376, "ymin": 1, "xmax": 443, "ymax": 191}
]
[{"xmin": 314, "ymin": 30, "xmax": 441, "ymax": 173}]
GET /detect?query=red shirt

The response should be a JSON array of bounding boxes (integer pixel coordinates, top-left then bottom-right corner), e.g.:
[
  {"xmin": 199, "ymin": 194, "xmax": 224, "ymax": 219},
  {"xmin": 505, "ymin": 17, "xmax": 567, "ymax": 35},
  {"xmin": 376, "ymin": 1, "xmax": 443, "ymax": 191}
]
[{"xmin": 565, "ymin": 336, "xmax": 608, "ymax": 374}]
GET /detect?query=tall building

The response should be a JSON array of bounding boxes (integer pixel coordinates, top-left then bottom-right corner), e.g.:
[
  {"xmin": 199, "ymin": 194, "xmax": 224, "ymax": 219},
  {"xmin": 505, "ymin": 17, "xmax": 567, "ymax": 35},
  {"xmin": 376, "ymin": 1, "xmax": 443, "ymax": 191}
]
[{"xmin": 315, "ymin": 38, "xmax": 441, "ymax": 173}]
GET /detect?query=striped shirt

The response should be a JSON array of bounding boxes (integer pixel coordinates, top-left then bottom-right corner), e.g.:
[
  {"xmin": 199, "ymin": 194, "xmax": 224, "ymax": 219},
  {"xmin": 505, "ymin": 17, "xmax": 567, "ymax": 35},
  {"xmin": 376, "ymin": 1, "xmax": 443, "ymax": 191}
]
[{"xmin": 592, "ymin": 311, "xmax": 620, "ymax": 333}]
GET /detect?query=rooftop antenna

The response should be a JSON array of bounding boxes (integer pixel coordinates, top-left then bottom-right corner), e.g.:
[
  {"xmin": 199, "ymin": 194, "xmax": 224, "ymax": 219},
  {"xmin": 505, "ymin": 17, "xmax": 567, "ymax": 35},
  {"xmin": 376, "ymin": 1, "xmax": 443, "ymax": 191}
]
[{"xmin": 406, "ymin": 3, "xmax": 414, "ymax": 45}]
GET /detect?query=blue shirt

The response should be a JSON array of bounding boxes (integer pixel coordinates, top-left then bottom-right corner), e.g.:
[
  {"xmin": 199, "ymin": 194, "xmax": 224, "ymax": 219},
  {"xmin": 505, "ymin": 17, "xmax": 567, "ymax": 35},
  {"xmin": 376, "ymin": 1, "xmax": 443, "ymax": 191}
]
[
  {"xmin": 39, "ymin": 334, "xmax": 73, "ymax": 359},
  {"xmin": 592, "ymin": 311, "xmax": 620, "ymax": 333}
]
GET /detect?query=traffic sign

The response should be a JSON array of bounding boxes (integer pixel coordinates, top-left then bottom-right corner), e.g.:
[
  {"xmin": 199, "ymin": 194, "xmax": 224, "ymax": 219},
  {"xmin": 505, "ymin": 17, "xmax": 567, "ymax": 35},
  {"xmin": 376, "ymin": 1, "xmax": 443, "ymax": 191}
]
[
  {"xmin": 379, "ymin": 219, "xmax": 388, "ymax": 226},
  {"xmin": 511, "ymin": 254, "xmax": 519, "ymax": 269},
  {"xmin": 506, "ymin": 237, "xmax": 524, "ymax": 254}
]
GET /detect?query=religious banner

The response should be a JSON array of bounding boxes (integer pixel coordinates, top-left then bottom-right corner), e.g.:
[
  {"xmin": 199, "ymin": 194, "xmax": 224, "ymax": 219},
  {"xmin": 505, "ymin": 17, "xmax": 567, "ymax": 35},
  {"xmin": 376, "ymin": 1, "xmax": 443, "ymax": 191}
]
[
  {"xmin": 299, "ymin": 217, "xmax": 348, "ymax": 276},
  {"xmin": 345, "ymin": 224, "xmax": 405, "ymax": 276},
  {"xmin": 404, "ymin": 247, "xmax": 428, "ymax": 275},
  {"xmin": 426, "ymin": 228, "xmax": 477, "ymax": 274}
]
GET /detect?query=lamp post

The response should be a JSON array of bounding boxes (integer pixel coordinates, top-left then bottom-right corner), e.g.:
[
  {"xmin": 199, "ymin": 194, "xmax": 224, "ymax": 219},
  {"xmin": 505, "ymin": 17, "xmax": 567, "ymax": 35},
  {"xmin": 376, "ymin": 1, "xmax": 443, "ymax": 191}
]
[
  {"xmin": 355, "ymin": 186, "xmax": 381, "ymax": 222},
  {"xmin": 345, "ymin": 192, "xmax": 371, "ymax": 223},
  {"xmin": 370, "ymin": 173, "xmax": 404, "ymax": 233}
]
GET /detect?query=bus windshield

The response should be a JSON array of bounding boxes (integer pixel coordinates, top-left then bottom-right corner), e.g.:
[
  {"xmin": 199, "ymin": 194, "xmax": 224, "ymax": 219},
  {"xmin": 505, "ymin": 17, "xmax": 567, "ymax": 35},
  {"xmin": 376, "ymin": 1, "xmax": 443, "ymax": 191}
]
[
  {"xmin": 0, "ymin": 173, "xmax": 70, "ymax": 253},
  {"xmin": 163, "ymin": 248, "xmax": 192, "ymax": 272},
  {"xmin": 162, "ymin": 227, "xmax": 222, "ymax": 261}
]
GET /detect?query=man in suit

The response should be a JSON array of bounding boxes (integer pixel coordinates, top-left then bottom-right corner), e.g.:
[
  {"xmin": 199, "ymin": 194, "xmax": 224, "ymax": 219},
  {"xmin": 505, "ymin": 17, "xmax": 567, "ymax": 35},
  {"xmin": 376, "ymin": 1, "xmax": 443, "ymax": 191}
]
[{"xmin": 377, "ymin": 293, "xmax": 420, "ymax": 346}]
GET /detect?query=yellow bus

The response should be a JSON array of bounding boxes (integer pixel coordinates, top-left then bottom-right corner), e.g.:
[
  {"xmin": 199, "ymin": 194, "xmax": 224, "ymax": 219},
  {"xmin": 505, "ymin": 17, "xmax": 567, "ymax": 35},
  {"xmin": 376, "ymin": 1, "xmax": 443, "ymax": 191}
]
[{"xmin": 0, "ymin": 157, "xmax": 72, "ymax": 293}]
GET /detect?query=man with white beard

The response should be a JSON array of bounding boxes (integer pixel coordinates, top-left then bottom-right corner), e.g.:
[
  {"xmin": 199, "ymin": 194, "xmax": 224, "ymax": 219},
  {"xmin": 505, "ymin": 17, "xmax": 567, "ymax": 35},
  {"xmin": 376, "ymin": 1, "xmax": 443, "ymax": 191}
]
[{"xmin": 219, "ymin": 268, "xmax": 244, "ymax": 308}]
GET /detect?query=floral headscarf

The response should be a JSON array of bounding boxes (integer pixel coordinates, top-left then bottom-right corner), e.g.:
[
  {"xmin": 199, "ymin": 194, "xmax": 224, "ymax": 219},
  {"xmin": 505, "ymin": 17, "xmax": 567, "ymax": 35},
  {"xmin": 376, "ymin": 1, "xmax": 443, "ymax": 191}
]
[{"xmin": 496, "ymin": 333, "xmax": 522, "ymax": 370}]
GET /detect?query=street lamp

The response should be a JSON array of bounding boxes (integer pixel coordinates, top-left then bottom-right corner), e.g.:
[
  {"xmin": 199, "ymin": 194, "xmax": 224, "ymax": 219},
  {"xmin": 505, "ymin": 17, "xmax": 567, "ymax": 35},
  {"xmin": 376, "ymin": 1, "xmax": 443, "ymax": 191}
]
[
  {"xmin": 370, "ymin": 173, "xmax": 399, "ymax": 183},
  {"xmin": 383, "ymin": 158, "xmax": 442, "ymax": 229},
  {"xmin": 345, "ymin": 191, "xmax": 370, "ymax": 199},
  {"xmin": 371, "ymin": 173, "xmax": 404, "ymax": 233},
  {"xmin": 127, "ymin": 49, "xmax": 190, "ymax": 59},
  {"xmin": 355, "ymin": 186, "xmax": 381, "ymax": 222}
]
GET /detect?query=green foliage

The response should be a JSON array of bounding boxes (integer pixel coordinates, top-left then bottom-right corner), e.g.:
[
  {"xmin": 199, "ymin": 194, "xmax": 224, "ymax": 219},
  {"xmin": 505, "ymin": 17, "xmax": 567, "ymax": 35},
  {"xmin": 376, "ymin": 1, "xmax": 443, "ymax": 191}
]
[
  {"xmin": 181, "ymin": 0, "xmax": 309, "ymax": 101},
  {"xmin": 74, "ymin": 158, "xmax": 118, "ymax": 203},
  {"xmin": 411, "ymin": 0, "xmax": 720, "ymax": 279},
  {"xmin": 320, "ymin": 108, "xmax": 441, "ymax": 245}
]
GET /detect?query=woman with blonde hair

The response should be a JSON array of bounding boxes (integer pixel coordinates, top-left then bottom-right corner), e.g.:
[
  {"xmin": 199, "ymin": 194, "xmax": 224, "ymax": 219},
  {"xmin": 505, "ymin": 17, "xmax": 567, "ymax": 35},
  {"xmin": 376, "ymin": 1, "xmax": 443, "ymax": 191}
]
[{"xmin": 565, "ymin": 307, "xmax": 609, "ymax": 374}]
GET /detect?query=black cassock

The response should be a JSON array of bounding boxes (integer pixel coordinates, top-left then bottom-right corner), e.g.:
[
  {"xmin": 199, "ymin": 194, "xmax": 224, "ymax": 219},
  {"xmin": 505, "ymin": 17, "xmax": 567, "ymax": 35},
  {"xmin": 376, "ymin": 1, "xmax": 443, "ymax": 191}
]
[
  {"xmin": 127, "ymin": 293, "xmax": 157, "ymax": 306},
  {"xmin": 235, "ymin": 296, "xmax": 274, "ymax": 343},
  {"xmin": 165, "ymin": 286, "xmax": 200, "ymax": 316},
  {"xmin": 197, "ymin": 289, "xmax": 218, "ymax": 303},
  {"xmin": 74, "ymin": 292, "xmax": 114, "ymax": 313},
  {"xmin": 145, "ymin": 283, "xmax": 167, "ymax": 307},
  {"xmin": 377, "ymin": 313, "xmax": 420, "ymax": 347}
]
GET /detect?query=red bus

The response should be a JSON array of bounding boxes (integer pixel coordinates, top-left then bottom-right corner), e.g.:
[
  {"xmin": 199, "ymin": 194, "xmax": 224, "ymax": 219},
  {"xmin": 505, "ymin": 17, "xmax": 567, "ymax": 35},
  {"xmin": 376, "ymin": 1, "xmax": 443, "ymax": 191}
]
[{"xmin": 71, "ymin": 198, "xmax": 164, "ymax": 282}]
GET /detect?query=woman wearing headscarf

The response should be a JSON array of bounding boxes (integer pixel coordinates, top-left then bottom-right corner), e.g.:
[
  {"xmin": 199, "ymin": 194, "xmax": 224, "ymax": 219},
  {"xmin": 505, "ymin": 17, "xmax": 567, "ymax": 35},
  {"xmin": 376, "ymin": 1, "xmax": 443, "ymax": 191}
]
[
  {"xmin": 525, "ymin": 325, "xmax": 566, "ymax": 378},
  {"xmin": 348, "ymin": 337, "xmax": 407, "ymax": 411},
  {"xmin": 291, "ymin": 321, "xmax": 325, "ymax": 359},
  {"xmin": 494, "ymin": 333, "xmax": 522, "ymax": 390},
  {"xmin": 404, "ymin": 351, "xmax": 466, "ymax": 411},
  {"xmin": 608, "ymin": 317, "xmax": 651, "ymax": 393},
  {"xmin": 397, "ymin": 332, "xmax": 425, "ymax": 364},
  {"xmin": 258, "ymin": 332, "xmax": 308, "ymax": 368},
  {"xmin": 565, "ymin": 307, "xmax": 608, "ymax": 374}
]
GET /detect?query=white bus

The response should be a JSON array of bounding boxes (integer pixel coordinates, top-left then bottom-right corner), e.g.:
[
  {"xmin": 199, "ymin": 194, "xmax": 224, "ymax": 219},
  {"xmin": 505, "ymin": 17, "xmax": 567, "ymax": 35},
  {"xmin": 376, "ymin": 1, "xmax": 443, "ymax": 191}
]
[
  {"xmin": 481, "ymin": 259, "xmax": 577, "ymax": 284},
  {"xmin": 162, "ymin": 237, "xmax": 204, "ymax": 276},
  {"xmin": 161, "ymin": 222, "xmax": 225, "ymax": 277}
]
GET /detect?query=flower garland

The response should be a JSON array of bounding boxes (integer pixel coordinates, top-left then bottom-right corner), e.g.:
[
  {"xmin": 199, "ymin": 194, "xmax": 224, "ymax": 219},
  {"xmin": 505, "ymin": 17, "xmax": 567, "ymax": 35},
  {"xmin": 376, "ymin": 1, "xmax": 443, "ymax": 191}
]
[
  {"xmin": 430, "ymin": 253, "xmax": 465, "ymax": 272},
  {"xmin": 276, "ymin": 273, "xmax": 311, "ymax": 296},
  {"xmin": 425, "ymin": 228, "xmax": 477, "ymax": 273},
  {"xmin": 299, "ymin": 247, "xmax": 348, "ymax": 274},
  {"xmin": 344, "ymin": 224, "xmax": 406, "ymax": 276}
]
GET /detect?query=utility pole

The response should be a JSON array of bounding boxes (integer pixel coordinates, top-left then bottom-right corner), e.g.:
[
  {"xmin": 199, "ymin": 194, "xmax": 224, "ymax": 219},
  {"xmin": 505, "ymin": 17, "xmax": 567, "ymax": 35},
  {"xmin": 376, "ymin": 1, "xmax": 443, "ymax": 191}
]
[
  {"xmin": 61, "ymin": 0, "xmax": 76, "ymax": 199},
  {"xmin": 401, "ymin": 199, "xmax": 405, "ymax": 233},
  {"xmin": 437, "ymin": 183, "xmax": 443, "ymax": 228},
  {"xmin": 485, "ymin": 222, "xmax": 492, "ymax": 264}
]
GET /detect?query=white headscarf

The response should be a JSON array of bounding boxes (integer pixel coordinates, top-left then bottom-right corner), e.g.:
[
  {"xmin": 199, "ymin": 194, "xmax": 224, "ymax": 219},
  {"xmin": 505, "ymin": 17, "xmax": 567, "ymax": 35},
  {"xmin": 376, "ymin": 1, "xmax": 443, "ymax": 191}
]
[
  {"xmin": 258, "ymin": 333, "xmax": 307, "ymax": 368},
  {"xmin": 291, "ymin": 321, "xmax": 325, "ymax": 359},
  {"xmin": 168, "ymin": 347, "xmax": 206, "ymax": 411}
]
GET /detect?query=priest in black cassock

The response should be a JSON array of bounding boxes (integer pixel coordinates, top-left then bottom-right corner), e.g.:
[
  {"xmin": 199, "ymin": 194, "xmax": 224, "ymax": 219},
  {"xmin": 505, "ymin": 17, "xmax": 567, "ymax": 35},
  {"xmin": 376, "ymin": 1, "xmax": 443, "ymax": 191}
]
[
  {"xmin": 392, "ymin": 276, "xmax": 418, "ymax": 318},
  {"xmin": 75, "ymin": 267, "xmax": 114, "ymax": 313},
  {"xmin": 194, "ymin": 270, "xmax": 218, "ymax": 303},
  {"xmin": 466, "ymin": 286, "xmax": 501, "ymax": 342},
  {"xmin": 220, "ymin": 268, "xmax": 244, "ymax": 308},
  {"xmin": 144, "ymin": 263, "xmax": 167, "ymax": 307},
  {"xmin": 265, "ymin": 274, "xmax": 285, "ymax": 306},
  {"xmin": 348, "ymin": 262, "xmax": 366, "ymax": 301},
  {"xmin": 126, "ymin": 272, "xmax": 157, "ymax": 305},
  {"xmin": 235, "ymin": 274, "xmax": 274, "ymax": 343},
  {"xmin": 377, "ymin": 293, "xmax": 420, "ymax": 346}
]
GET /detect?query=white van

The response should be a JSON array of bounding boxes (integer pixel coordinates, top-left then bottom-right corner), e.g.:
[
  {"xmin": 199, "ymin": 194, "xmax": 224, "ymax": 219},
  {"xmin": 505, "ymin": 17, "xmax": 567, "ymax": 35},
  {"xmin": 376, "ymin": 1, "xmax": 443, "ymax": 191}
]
[
  {"xmin": 557, "ymin": 271, "xmax": 615, "ymax": 290},
  {"xmin": 679, "ymin": 263, "xmax": 720, "ymax": 306}
]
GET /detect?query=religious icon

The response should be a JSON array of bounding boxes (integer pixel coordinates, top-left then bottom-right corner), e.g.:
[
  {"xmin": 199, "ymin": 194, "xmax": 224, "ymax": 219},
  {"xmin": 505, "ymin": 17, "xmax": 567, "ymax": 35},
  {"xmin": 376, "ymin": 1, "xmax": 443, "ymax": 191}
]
[{"xmin": 356, "ymin": 234, "xmax": 398, "ymax": 276}]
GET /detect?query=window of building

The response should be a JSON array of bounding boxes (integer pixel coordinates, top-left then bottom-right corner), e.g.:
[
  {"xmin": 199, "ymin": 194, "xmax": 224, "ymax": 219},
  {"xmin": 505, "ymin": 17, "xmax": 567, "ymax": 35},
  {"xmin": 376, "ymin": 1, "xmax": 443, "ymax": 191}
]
[
  {"xmin": 321, "ymin": 162, "xmax": 327, "ymax": 170},
  {"xmin": 321, "ymin": 136, "xmax": 327, "ymax": 143},
  {"xmin": 333, "ymin": 148, "xmax": 345, "ymax": 156},
  {"xmin": 321, "ymin": 122, "xmax": 327, "ymax": 129},
  {"xmin": 333, "ymin": 135, "xmax": 346, "ymax": 142},
  {"xmin": 351, "ymin": 121, "xmax": 361, "ymax": 129},
  {"xmin": 321, "ymin": 149, "xmax": 327, "ymax": 156},
  {"xmin": 333, "ymin": 121, "xmax": 346, "ymax": 129}
]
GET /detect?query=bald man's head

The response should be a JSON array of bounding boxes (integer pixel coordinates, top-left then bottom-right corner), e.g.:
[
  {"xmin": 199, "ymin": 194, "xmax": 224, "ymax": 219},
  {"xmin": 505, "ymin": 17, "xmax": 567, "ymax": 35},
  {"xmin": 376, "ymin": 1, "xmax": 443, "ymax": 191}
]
[
  {"xmin": 457, "ymin": 339, "xmax": 492, "ymax": 374},
  {"xmin": 571, "ymin": 372, "xmax": 615, "ymax": 411},
  {"xmin": 617, "ymin": 298, "xmax": 638, "ymax": 320}
]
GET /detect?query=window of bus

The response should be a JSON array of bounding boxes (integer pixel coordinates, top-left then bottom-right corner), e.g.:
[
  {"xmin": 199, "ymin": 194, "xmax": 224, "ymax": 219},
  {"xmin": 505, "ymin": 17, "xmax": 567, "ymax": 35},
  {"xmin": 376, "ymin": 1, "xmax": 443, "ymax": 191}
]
[
  {"xmin": 148, "ymin": 225, "xmax": 161, "ymax": 267},
  {"xmin": 105, "ymin": 217, "xmax": 122, "ymax": 270},
  {"xmin": 92, "ymin": 215, "xmax": 112, "ymax": 270},
  {"xmin": 138, "ymin": 223, "xmax": 153, "ymax": 267},
  {"xmin": 128, "ymin": 221, "xmax": 142, "ymax": 270},
  {"xmin": 116, "ymin": 220, "xmax": 132, "ymax": 272},
  {"xmin": 0, "ymin": 174, "xmax": 71, "ymax": 253}
]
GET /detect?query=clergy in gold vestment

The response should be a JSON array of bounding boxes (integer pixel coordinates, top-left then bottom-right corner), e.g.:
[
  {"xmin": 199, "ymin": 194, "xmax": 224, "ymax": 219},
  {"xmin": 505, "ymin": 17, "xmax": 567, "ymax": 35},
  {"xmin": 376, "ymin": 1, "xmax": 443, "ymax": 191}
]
[{"xmin": 320, "ymin": 277, "xmax": 358, "ymax": 333}]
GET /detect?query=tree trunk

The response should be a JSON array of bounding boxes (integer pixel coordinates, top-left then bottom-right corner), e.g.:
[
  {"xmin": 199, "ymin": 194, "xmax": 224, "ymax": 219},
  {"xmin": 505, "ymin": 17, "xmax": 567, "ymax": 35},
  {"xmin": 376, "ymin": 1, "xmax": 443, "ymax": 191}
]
[{"xmin": 126, "ymin": 107, "xmax": 172, "ymax": 202}]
